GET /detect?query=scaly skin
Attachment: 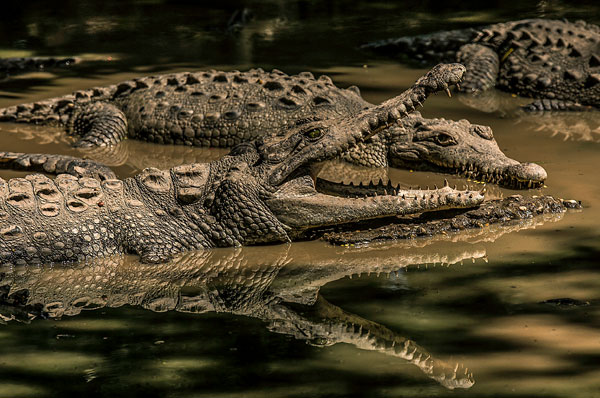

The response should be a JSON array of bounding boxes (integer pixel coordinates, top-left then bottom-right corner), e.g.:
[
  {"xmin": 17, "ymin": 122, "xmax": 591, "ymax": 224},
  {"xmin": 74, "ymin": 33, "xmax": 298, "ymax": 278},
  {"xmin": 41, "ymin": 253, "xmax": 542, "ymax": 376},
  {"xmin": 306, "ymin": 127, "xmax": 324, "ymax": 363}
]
[
  {"xmin": 0, "ymin": 67, "xmax": 546, "ymax": 188},
  {"xmin": 0, "ymin": 110, "xmax": 547, "ymax": 189},
  {"xmin": 0, "ymin": 64, "xmax": 486, "ymax": 265},
  {"xmin": 345, "ymin": 112, "xmax": 546, "ymax": 188},
  {"xmin": 323, "ymin": 194, "xmax": 581, "ymax": 245},
  {"xmin": 363, "ymin": 19, "xmax": 600, "ymax": 110},
  {"xmin": 0, "ymin": 68, "xmax": 370, "ymax": 147},
  {"xmin": 0, "ymin": 244, "xmax": 482, "ymax": 389}
]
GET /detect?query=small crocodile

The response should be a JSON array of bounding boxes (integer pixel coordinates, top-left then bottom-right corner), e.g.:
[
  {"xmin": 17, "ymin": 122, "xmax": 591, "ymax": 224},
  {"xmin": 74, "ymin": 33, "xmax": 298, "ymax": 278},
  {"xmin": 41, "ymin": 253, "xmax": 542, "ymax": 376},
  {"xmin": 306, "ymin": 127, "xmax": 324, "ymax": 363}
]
[
  {"xmin": 0, "ymin": 243, "xmax": 481, "ymax": 389},
  {"xmin": 0, "ymin": 64, "xmax": 487, "ymax": 265},
  {"xmin": 363, "ymin": 19, "xmax": 600, "ymax": 111},
  {"xmin": 0, "ymin": 57, "xmax": 77, "ymax": 80},
  {"xmin": 0, "ymin": 68, "xmax": 546, "ymax": 188}
]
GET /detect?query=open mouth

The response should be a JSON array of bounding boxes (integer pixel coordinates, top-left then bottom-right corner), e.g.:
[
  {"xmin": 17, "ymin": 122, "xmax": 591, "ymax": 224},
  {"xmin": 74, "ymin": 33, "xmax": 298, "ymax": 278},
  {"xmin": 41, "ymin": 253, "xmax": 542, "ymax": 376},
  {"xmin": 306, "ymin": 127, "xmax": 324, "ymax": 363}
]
[
  {"xmin": 312, "ymin": 174, "xmax": 484, "ymax": 200},
  {"xmin": 262, "ymin": 64, "xmax": 491, "ymax": 231},
  {"xmin": 268, "ymin": 162, "xmax": 486, "ymax": 231}
]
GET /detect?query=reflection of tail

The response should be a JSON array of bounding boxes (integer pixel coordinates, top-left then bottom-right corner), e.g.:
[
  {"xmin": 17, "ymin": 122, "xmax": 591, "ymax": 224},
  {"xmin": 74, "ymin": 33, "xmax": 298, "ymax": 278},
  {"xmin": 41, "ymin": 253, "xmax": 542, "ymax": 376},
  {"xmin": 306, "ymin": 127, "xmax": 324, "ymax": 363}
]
[
  {"xmin": 515, "ymin": 110, "xmax": 600, "ymax": 143},
  {"xmin": 268, "ymin": 296, "xmax": 474, "ymax": 390},
  {"xmin": 361, "ymin": 29, "xmax": 476, "ymax": 63}
]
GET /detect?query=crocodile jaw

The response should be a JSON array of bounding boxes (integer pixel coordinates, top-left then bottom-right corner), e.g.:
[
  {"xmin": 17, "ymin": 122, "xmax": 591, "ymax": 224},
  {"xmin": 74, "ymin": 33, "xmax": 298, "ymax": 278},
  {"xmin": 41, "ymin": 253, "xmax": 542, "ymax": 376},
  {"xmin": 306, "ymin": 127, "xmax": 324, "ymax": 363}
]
[{"xmin": 266, "ymin": 172, "xmax": 484, "ymax": 231}]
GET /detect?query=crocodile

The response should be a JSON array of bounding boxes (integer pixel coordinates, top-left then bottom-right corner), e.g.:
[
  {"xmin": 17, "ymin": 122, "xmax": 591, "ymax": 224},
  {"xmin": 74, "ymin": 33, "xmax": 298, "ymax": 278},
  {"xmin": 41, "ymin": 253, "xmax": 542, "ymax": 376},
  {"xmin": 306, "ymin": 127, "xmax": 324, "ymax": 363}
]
[
  {"xmin": 0, "ymin": 243, "xmax": 481, "ymax": 389},
  {"xmin": 0, "ymin": 64, "xmax": 488, "ymax": 265},
  {"xmin": 362, "ymin": 19, "xmax": 600, "ymax": 111},
  {"xmin": 322, "ymin": 194, "xmax": 581, "ymax": 246},
  {"xmin": 0, "ymin": 57, "xmax": 77, "ymax": 80},
  {"xmin": 0, "ymin": 67, "xmax": 547, "ymax": 188},
  {"xmin": 0, "ymin": 110, "xmax": 548, "ymax": 189}
]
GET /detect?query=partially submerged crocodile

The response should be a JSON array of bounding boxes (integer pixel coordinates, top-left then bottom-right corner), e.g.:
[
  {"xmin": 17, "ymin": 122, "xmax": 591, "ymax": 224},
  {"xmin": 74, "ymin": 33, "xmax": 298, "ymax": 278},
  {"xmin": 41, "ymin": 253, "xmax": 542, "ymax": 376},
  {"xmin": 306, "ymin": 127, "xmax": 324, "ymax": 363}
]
[
  {"xmin": 363, "ymin": 19, "xmax": 600, "ymax": 111},
  {"xmin": 0, "ymin": 110, "xmax": 548, "ymax": 189},
  {"xmin": 0, "ymin": 244, "xmax": 481, "ymax": 389},
  {"xmin": 0, "ymin": 57, "xmax": 77, "ymax": 79},
  {"xmin": 0, "ymin": 64, "xmax": 488, "ymax": 265},
  {"xmin": 0, "ymin": 67, "xmax": 546, "ymax": 188}
]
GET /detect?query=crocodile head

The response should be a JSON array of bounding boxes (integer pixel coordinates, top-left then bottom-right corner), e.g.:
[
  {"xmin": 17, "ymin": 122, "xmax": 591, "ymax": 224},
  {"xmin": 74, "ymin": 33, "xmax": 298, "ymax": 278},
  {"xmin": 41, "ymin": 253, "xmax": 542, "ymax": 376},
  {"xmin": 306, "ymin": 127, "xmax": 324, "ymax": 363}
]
[
  {"xmin": 226, "ymin": 64, "xmax": 485, "ymax": 239},
  {"xmin": 387, "ymin": 114, "xmax": 547, "ymax": 189},
  {"xmin": 261, "ymin": 64, "xmax": 467, "ymax": 186}
]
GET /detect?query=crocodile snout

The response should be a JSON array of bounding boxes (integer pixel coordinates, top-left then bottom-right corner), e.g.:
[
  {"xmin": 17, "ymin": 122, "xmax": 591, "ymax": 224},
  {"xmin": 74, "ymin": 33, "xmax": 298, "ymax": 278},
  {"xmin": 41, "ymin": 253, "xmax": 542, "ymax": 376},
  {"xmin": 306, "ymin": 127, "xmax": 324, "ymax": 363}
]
[{"xmin": 507, "ymin": 162, "xmax": 548, "ymax": 183}]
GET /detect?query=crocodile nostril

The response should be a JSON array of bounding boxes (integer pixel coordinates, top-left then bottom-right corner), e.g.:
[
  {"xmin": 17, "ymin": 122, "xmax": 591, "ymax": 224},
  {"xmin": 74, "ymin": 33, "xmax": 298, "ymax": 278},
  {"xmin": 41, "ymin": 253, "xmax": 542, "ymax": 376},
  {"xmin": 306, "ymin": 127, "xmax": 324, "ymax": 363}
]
[{"xmin": 507, "ymin": 163, "xmax": 548, "ymax": 182}]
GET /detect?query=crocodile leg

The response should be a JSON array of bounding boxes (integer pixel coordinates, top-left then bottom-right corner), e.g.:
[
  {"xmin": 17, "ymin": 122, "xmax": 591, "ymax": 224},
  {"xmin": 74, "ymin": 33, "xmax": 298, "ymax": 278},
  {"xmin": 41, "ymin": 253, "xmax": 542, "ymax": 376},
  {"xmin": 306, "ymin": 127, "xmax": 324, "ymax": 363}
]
[
  {"xmin": 0, "ymin": 151, "xmax": 116, "ymax": 180},
  {"xmin": 67, "ymin": 102, "xmax": 128, "ymax": 147},
  {"xmin": 456, "ymin": 44, "xmax": 499, "ymax": 93}
]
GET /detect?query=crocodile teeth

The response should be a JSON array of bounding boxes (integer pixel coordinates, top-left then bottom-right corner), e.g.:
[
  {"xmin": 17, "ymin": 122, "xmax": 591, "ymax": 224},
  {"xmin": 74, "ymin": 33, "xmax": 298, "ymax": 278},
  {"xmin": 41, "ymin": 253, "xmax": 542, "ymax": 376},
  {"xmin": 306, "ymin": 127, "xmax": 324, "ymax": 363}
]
[{"xmin": 388, "ymin": 108, "xmax": 401, "ymax": 121}]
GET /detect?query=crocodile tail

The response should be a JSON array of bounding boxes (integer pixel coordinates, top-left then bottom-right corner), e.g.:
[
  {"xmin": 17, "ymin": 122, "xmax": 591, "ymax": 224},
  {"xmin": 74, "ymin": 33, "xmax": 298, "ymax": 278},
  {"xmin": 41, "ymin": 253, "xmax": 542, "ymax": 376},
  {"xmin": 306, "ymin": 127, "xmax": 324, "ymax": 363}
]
[
  {"xmin": 0, "ymin": 151, "xmax": 116, "ymax": 180},
  {"xmin": 0, "ymin": 80, "xmax": 123, "ymax": 126},
  {"xmin": 361, "ymin": 28, "xmax": 478, "ymax": 63},
  {"xmin": 0, "ymin": 94, "xmax": 80, "ymax": 126},
  {"xmin": 0, "ymin": 71, "xmax": 195, "ymax": 126}
]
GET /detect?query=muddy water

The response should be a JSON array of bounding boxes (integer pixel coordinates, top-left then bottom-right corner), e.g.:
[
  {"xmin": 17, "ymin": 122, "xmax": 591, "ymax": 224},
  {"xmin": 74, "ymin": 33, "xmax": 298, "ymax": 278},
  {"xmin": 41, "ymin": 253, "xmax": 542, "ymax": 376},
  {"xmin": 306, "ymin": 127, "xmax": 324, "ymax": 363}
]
[{"xmin": 1, "ymin": 2, "xmax": 600, "ymax": 397}]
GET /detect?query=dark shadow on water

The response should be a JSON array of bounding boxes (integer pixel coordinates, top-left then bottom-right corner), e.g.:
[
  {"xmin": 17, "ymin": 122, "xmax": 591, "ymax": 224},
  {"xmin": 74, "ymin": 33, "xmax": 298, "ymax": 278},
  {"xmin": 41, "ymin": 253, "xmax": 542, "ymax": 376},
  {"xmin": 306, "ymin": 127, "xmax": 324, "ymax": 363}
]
[{"xmin": 2, "ymin": 0, "xmax": 599, "ymax": 74}]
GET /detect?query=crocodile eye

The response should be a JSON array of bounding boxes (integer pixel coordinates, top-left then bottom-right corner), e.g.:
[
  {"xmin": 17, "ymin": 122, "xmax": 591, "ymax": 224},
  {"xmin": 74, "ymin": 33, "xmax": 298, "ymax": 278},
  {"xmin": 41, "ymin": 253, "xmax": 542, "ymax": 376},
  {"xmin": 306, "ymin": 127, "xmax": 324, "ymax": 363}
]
[
  {"xmin": 304, "ymin": 128, "xmax": 324, "ymax": 140},
  {"xmin": 433, "ymin": 132, "xmax": 457, "ymax": 146}
]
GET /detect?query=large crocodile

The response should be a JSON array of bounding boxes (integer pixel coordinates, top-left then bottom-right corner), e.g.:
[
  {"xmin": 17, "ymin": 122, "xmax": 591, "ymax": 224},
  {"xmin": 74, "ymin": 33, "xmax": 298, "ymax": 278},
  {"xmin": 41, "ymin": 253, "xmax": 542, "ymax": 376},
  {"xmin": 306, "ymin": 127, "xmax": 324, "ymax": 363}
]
[
  {"xmin": 0, "ymin": 64, "xmax": 488, "ymax": 265},
  {"xmin": 0, "ymin": 67, "xmax": 547, "ymax": 188},
  {"xmin": 363, "ymin": 19, "xmax": 600, "ymax": 111},
  {"xmin": 0, "ymin": 110, "xmax": 548, "ymax": 189},
  {"xmin": 0, "ymin": 198, "xmax": 580, "ymax": 390},
  {"xmin": 0, "ymin": 244, "xmax": 482, "ymax": 389}
]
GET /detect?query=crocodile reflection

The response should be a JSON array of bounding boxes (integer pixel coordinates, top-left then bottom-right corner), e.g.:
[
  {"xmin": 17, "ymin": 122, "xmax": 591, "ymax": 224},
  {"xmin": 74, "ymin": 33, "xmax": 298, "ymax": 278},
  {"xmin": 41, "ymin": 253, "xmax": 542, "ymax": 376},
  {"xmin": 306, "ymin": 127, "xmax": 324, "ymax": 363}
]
[
  {"xmin": 456, "ymin": 91, "xmax": 600, "ymax": 143},
  {"xmin": 0, "ymin": 243, "xmax": 482, "ymax": 390},
  {"xmin": 0, "ymin": 198, "xmax": 576, "ymax": 391},
  {"xmin": 515, "ymin": 111, "xmax": 600, "ymax": 143}
]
